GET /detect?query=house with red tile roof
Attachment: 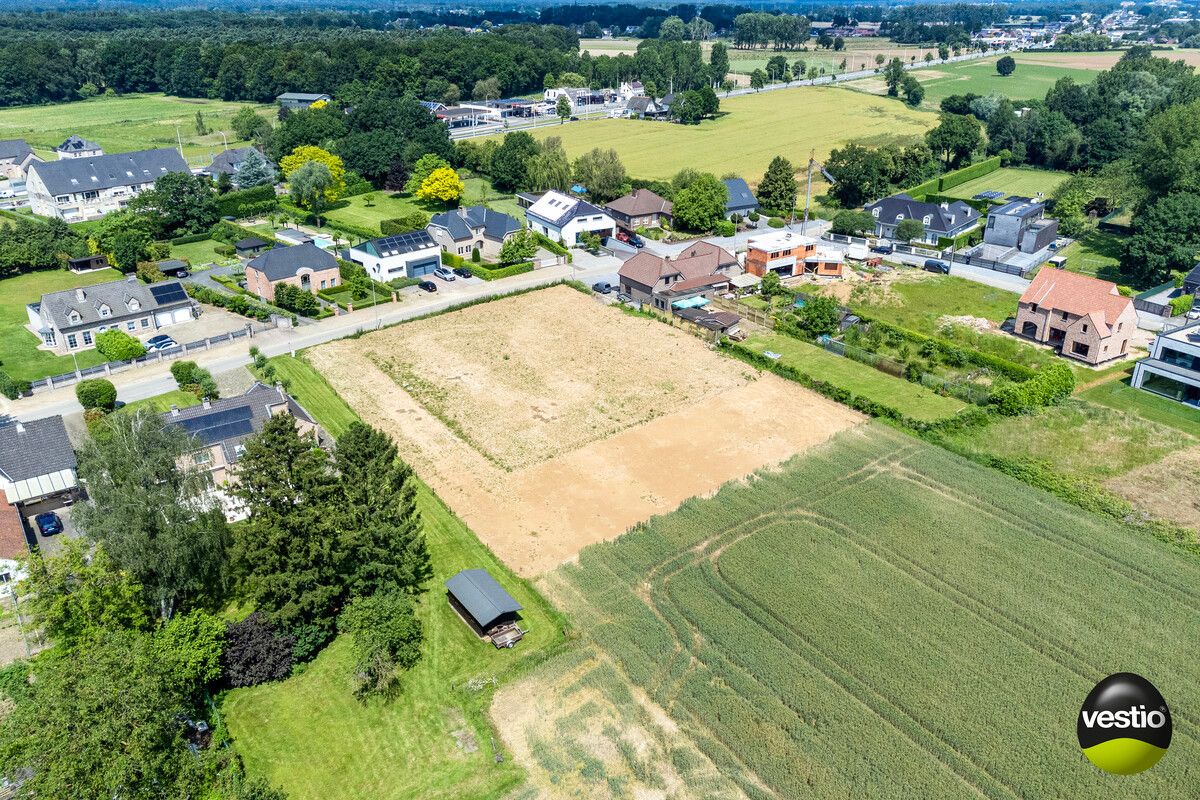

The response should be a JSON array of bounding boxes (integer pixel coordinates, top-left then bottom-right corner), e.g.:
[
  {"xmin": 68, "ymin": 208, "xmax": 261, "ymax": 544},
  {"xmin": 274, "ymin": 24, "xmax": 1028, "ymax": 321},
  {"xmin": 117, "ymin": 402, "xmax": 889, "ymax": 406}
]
[
  {"xmin": 617, "ymin": 241, "xmax": 738, "ymax": 311},
  {"xmin": 1015, "ymin": 269, "xmax": 1136, "ymax": 365}
]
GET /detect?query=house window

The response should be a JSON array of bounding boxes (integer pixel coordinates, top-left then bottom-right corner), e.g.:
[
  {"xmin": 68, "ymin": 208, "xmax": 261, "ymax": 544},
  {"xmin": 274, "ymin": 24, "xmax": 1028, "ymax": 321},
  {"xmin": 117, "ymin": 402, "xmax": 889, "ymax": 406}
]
[
  {"xmin": 1081, "ymin": 324, "xmax": 1088, "ymax": 334},
  {"xmin": 1030, "ymin": 303, "xmax": 1038, "ymax": 313},
  {"xmin": 55, "ymin": 195, "xmax": 70, "ymax": 203},
  {"xmin": 1061, "ymin": 311, "xmax": 1068, "ymax": 320},
  {"xmin": 126, "ymin": 321, "xmax": 136, "ymax": 331},
  {"xmin": 68, "ymin": 311, "xmax": 81, "ymax": 324},
  {"xmin": 193, "ymin": 450, "xmax": 212, "ymax": 465},
  {"xmin": 82, "ymin": 190, "xmax": 98, "ymax": 200},
  {"xmin": 98, "ymin": 304, "xmax": 110, "ymax": 317},
  {"xmin": 141, "ymin": 318, "xmax": 149, "ymax": 328},
  {"xmin": 330, "ymin": 278, "xmax": 337, "ymax": 287},
  {"xmin": 67, "ymin": 334, "xmax": 78, "ymax": 349},
  {"xmin": 1117, "ymin": 322, "xmax": 1123, "ymax": 332},
  {"xmin": 42, "ymin": 330, "xmax": 56, "ymax": 346},
  {"xmin": 82, "ymin": 331, "xmax": 93, "ymax": 345},
  {"xmin": 1071, "ymin": 341, "xmax": 1090, "ymax": 357}
]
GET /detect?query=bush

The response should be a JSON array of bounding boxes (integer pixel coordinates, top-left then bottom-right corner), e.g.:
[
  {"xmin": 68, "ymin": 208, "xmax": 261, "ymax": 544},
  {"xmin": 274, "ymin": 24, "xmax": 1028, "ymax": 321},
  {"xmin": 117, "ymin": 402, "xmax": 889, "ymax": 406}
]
[
  {"xmin": 747, "ymin": 212, "xmax": 760, "ymax": 222},
  {"xmin": 221, "ymin": 613, "xmax": 295, "ymax": 688},
  {"xmin": 338, "ymin": 591, "xmax": 423, "ymax": 698},
  {"xmin": 168, "ymin": 231, "xmax": 210, "ymax": 246},
  {"xmin": 0, "ymin": 370, "xmax": 30, "ymax": 400},
  {"xmin": 990, "ymin": 361, "xmax": 1074, "ymax": 415},
  {"xmin": 1169, "ymin": 293, "xmax": 1195, "ymax": 316},
  {"xmin": 136, "ymin": 261, "xmax": 167, "ymax": 284},
  {"xmin": 215, "ymin": 185, "xmax": 278, "ymax": 220},
  {"xmin": 170, "ymin": 360, "xmax": 219, "ymax": 399},
  {"xmin": 274, "ymin": 283, "xmax": 321, "ymax": 317},
  {"xmin": 471, "ymin": 246, "xmax": 481, "ymax": 263},
  {"xmin": 830, "ymin": 210, "xmax": 875, "ymax": 236},
  {"xmin": 715, "ymin": 219, "xmax": 736, "ymax": 237},
  {"xmin": 75, "ymin": 378, "xmax": 117, "ymax": 411},
  {"xmin": 185, "ymin": 284, "xmax": 277, "ymax": 323},
  {"xmin": 380, "ymin": 211, "xmax": 431, "ymax": 235},
  {"xmin": 94, "ymin": 330, "xmax": 146, "ymax": 361},
  {"xmin": 767, "ymin": 217, "xmax": 785, "ymax": 228},
  {"xmin": 464, "ymin": 261, "xmax": 534, "ymax": 281},
  {"xmin": 215, "ymin": 243, "xmax": 236, "ymax": 257}
]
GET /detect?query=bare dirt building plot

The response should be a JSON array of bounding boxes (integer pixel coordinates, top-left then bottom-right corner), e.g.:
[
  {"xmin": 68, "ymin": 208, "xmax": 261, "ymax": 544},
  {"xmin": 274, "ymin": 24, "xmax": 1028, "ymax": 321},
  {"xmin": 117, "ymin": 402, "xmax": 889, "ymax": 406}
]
[{"xmin": 308, "ymin": 286, "xmax": 862, "ymax": 575}]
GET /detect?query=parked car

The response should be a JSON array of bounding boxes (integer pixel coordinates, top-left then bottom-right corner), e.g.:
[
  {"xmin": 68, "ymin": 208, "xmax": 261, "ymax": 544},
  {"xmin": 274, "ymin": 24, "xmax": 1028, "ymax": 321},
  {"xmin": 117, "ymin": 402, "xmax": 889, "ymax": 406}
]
[
  {"xmin": 418, "ymin": 280, "xmax": 437, "ymax": 293},
  {"xmin": 453, "ymin": 266, "xmax": 473, "ymax": 278},
  {"xmin": 35, "ymin": 512, "xmax": 63, "ymax": 536},
  {"xmin": 145, "ymin": 334, "xmax": 177, "ymax": 351},
  {"xmin": 174, "ymin": 269, "xmax": 190, "ymax": 279},
  {"xmin": 433, "ymin": 266, "xmax": 456, "ymax": 281},
  {"xmin": 870, "ymin": 243, "xmax": 893, "ymax": 255},
  {"xmin": 616, "ymin": 292, "xmax": 633, "ymax": 304},
  {"xmin": 627, "ymin": 234, "xmax": 645, "ymax": 248},
  {"xmin": 923, "ymin": 259, "xmax": 951, "ymax": 274},
  {"xmin": 592, "ymin": 281, "xmax": 613, "ymax": 294}
]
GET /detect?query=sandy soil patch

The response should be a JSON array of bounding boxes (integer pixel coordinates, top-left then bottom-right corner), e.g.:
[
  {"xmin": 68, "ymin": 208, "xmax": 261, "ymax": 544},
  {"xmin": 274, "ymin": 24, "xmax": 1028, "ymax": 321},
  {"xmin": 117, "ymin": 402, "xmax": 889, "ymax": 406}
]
[
  {"xmin": 1106, "ymin": 445, "xmax": 1200, "ymax": 532},
  {"xmin": 309, "ymin": 286, "xmax": 862, "ymax": 575}
]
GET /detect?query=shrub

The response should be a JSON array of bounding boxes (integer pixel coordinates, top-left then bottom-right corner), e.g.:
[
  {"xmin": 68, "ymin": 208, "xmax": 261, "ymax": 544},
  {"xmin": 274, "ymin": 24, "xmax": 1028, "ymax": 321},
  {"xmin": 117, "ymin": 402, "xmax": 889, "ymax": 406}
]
[
  {"xmin": 338, "ymin": 591, "xmax": 423, "ymax": 698},
  {"xmin": 0, "ymin": 370, "xmax": 29, "ymax": 400},
  {"xmin": 136, "ymin": 261, "xmax": 167, "ymax": 283},
  {"xmin": 221, "ymin": 613, "xmax": 295, "ymax": 688},
  {"xmin": 747, "ymin": 212, "xmax": 760, "ymax": 222},
  {"xmin": 990, "ymin": 361, "xmax": 1074, "ymax": 415},
  {"xmin": 471, "ymin": 246, "xmax": 481, "ymax": 263},
  {"xmin": 380, "ymin": 211, "xmax": 431, "ymax": 235},
  {"xmin": 75, "ymin": 378, "xmax": 117, "ymax": 411},
  {"xmin": 1169, "ymin": 293, "xmax": 1195, "ymax": 316},
  {"xmin": 274, "ymin": 283, "xmax": 321, "ymax": 317},
  {"xmin": 715, "ymin": 219, "xmax": 736, "ymax": 237},
  {"xmin": 170, "ymin": 360, "xmax": 219, "ymax": 399},
  {"xmin": 215, "ymin": 243, "xmax": 236, "ymax": 257},
  {"xmin": 767, "ymin": 217, "xmax": 785, "ymax": 228},
  {"xmin": 94, "ymin": 330, "xmax": 146, "ymax": 361}
]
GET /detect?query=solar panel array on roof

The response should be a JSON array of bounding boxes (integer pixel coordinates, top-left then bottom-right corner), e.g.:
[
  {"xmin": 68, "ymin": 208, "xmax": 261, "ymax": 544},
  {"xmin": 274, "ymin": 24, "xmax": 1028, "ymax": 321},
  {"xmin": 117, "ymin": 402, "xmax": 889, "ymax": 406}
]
[
  {"xmin": 372, "ymin": 230, "xmax": 435, "ymax": 257},
  {"xmin": 177, "ymin": 406, "xmax": 255, "ymax": 445},
  {"xmin": 973, "ymin": 190, "xmax": 1005, "ymax": 200},
  {"xmin": 149, "ymin": 283, "xmax": 188, "ymax": 305}
]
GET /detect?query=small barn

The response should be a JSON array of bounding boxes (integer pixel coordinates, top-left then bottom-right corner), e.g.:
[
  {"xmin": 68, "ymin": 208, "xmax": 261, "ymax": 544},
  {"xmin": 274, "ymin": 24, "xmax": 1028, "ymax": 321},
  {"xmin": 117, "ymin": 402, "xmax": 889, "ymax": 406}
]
[{"xmin": 445, "ymin": 568, "xmax": 525, "ymax": 648}]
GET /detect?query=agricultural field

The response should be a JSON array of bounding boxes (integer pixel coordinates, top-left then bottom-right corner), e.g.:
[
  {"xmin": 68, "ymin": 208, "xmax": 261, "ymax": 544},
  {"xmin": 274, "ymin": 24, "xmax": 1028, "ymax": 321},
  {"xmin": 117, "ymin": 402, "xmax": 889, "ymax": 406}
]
[
  {"xmin": 0, "ymin": 267, "xmax": 123, "ymax": 382},
  {"xmin": 0, "ymin": 93, "xmax": 274, "ymax": 165},
  {"xmin": 306, "ymin": 285, "xmax": 863, "ymax": 575},
  {"xmin": 323, "ymin": 177, "xmax": 523, "ymax": 235},
  {"xmin": 742, "ymin": 332, "xmax": 968, "ymax": 422},
  {"xmin": 222, "ymin": 354, "xmax": 568, "ymax": 800},
  {"xmin": 502, "ymin": 425, "xmax": 1200, "ymax": 799},
  {"xmin": 504, "ymin": 86, "xmax": 933, "ymax": 182},
  {"xmin": 938, "ymin": 167, "xmax": 1070, "ymax": 201}
]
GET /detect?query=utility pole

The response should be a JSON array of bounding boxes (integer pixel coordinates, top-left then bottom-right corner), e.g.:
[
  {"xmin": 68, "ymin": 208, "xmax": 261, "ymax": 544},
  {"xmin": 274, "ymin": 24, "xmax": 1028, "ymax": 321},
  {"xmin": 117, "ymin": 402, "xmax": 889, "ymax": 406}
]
[
  {"xmin": 801, "ymin": 149, "xmax": 815, "ymax": 235},
  {"xmin": 175, "ymin": 125, "xmax": 184, "ymax": 158}
]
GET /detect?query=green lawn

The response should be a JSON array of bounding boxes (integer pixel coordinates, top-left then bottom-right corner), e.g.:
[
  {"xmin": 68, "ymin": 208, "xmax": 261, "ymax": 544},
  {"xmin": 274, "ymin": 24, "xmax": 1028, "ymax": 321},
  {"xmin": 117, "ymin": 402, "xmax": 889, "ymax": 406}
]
[
  {"xmin": 858, "ymin": 55, "xmax": 1104, "ymax": 106},
  {"xmin": 224, "ymin": 354, "xmax": 569, "ymax": 800},
  {"xmin": 0, "ymin": 93, "xmax": 274, "ymax": 165},
  {"xmin": 939, "ymin": 167, "xmax": 1070, "ymax": 201},
  {"xmin": 1081, "ymin": 377, "xmax": 1200, "ymax": 438},
  {"xmin": 116, "ymin": 389, "xmax": 200, "ymax": 415},
  {"xmin": 851, "ymin": 274, "xmax": 1019, "ymax": 333},
  {"xmin": 0, "ymin": 268, "xmax": 124, "ymax": 382},
  {"xmin": 1054, "ymin": 227, "xmax": 1126, "ymax": 284},
  {"xmin": 499, "ymin": 85, "xmax": 933, "ymax": 181},
  {"xmin": 743, "ymin": 332, "xmax": 967, "ymax": 422},
  {"xmin": 324, "ymin": 178, "xmax": 523, "ymax": 235},
  {"xmin": 170, "ymin": 238, "xmax": 238, "ymax": 269}
]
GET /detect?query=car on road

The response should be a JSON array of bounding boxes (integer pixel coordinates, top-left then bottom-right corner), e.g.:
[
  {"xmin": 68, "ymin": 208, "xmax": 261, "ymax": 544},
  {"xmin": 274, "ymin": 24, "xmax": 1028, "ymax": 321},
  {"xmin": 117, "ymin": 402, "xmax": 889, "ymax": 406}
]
[
  {"xmin": 145, "ymin": 334, "xmax": 177, "ymax": 351},
  {"xmin": 433, "ymin": 266, "xmax": 456, "ymax": 281},
  {"xmin": 870, "ymin": 243, "xmax": 893, "ymax": 255},
  {"xmin": 35, "ymin": 512, "xmax": 63, "ymax": 537},
  {"xmin": 453, "ymin": 266, "xmax": 473, "ymax": 278},
  {"xmin": 922, "ymin": 259, "xmax": 951, "ymax": 274},
  {"xmin": 592, "ymin": 281, "xmax": 613, "ymax": 294},
  {"xmin": 418, "ymin": 280, "xmax": 437, "ymax": 293}
]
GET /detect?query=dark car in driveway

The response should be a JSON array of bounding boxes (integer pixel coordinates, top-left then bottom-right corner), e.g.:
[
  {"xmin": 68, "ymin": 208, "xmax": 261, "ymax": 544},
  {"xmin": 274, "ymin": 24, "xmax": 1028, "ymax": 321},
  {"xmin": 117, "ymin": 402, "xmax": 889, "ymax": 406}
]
[
  {"xmin": 418, "ymin": 280, "xmax": 437, "ymax": 293},
  {"xmin": 870, "ymin": 243, "xmax": 893, "ymax": 255},
  {"xmin": 35, "ymin": 512, "xmax": 63, "ymax": 536},
  {"xmin": 453, "ymin": 266, "xmax": 473, "ymax": 278},
  {"xmin": 592, "ymin": 281, "xmax": 613, "ymax": 294},
  {"xmin": 145, "ymin": 334, "xmax": 177, "ymax": 351}
]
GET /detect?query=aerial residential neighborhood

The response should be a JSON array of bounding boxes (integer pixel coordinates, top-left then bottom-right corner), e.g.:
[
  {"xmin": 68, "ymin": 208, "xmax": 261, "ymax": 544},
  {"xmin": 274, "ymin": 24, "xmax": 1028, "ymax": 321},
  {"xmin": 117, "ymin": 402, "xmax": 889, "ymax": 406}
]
[{"xmin": 0, "ymin": 1, "xmax": 1197, "ymax": 799}]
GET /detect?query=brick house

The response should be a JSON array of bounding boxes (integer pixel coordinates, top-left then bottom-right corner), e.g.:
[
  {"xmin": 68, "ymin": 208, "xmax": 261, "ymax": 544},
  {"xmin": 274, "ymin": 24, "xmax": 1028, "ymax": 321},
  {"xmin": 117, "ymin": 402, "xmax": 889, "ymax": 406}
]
[
  {"xmin": 618, "ymin": 241, "xmax": 738, "ymax": 311},
  {"xmin": 1015, "ymin": 269, "xmax": 1137, "ymax": 365},
  {"xmin": 427, "ymin": 206, "xmax": 521, "ymax": 260},
  {"xmin": 605, "ymin": 189, "xmax": 673, "ymax": 232},
  {"xmin": 745, "ymin": 230, "xmax": 846, "ymax": 278},
  {"xmin": 245, "ymin": 243, "xmax": 340, "ymax": 303}
]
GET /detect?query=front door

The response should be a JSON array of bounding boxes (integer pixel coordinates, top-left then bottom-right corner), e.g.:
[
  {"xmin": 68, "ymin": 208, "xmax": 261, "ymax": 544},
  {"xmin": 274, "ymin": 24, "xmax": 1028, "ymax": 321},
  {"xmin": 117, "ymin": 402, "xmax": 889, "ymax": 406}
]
[{"xmin": 300, "ymin": 274, "xmax": 311, "ymax": 291}]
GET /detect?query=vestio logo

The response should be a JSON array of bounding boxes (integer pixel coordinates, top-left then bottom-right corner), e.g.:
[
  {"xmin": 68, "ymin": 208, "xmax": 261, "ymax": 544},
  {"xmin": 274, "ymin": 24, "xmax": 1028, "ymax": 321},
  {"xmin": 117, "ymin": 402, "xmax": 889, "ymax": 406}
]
[{"xmin": 1078, "ymin": 673, "xmax": 1172, "ymax": 775}]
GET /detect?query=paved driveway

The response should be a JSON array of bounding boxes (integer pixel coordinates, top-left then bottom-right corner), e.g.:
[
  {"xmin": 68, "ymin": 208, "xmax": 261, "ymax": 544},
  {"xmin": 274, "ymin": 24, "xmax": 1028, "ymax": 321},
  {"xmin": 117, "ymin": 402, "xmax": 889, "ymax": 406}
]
[{"xmin": 21, "ymin": 494, "xmax": 81, "ymax": 557}]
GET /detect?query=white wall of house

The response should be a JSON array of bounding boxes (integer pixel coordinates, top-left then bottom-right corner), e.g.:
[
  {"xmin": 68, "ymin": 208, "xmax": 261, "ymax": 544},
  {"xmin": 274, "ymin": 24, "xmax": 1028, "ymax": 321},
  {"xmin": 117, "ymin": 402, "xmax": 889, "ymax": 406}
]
[
  {"xmin": 348, "ymin": 243, "xmax": 442, "ymax": 280},
  {"xmin": 525, "ymin": 210, "xmax": 615, "ymax": 246},
  {"xmin": 26, "ymin": 168, "xmax": 149, "ymax": 222}
]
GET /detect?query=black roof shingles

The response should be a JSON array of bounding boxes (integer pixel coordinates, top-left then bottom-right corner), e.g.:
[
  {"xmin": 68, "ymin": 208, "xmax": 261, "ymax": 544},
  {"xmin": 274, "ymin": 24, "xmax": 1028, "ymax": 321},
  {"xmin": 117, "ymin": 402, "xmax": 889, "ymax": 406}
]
[
  {"xmin": 30, "ymin": 148, "xmax": 188, "ymax": 197},
  {"xmin": 0, "ymin": 417, "xmax": 77, "ymax": 482},
  {"xmin": 247, "ymin": 242, "xmax": 338, "ymax": 282},
  {"xmin": 445, "ymin": 569, "xmax": 522, "ymax": 629}
]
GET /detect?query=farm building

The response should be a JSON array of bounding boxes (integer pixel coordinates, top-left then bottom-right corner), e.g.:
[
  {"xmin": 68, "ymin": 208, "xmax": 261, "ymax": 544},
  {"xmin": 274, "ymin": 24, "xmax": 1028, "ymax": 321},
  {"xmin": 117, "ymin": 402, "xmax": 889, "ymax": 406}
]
[{"xmin": 445, "ymin": 568, "xmax": 525, "ymax": 648}]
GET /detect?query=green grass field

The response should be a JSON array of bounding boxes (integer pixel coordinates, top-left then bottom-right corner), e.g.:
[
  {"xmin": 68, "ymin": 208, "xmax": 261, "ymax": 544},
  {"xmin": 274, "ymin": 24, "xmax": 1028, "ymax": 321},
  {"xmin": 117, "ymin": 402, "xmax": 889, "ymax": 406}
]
[
  {"xmin": 0, "ymin": 93, "xmax": 273, "ymax": 165},
  {"xmin": 0, "ymin": 268, "xmax": 124, "ymax": 382},
  {"xmin": 743, "ymin": 332, "xmax": 967, "ymax": 422},
  {"xmin": 116, "ymin": 389, "xmax": 200, "ymax": 415},
  {"xmin": 503, "ymin": 86, "xmax": 933, "ymax": 181},
  {"xmin": 170, "ymin": 238, "xmax": 238, "ymax": 268},
  {"xmin": 322, "ymin": 177, "xmax": 523, "ymax": 235},
  {"xmin": 531, "ymin": 424, "xmax": 1200, "ymax": 798},
  {"xmin": 223, "ymin": 355, "xmax": 568, "ymax": 800},
  {"xmin": 1054, "ymin": 227, "xmax": 1126, "ymax": 284},
  {"xmin": 939, "ymin": 167, "xmax": 1071, "ymax": 201},
  {"xmin": 1081, "ymin": 377, "xmax": 1200, "ymax": 438},
  {"xmin": 851, "ymin": 274, "xmax": 1019, "ymax": 333},
  {"xmin": 855, "ymin": 54, "xmax": 1104, "ymax": 107}
]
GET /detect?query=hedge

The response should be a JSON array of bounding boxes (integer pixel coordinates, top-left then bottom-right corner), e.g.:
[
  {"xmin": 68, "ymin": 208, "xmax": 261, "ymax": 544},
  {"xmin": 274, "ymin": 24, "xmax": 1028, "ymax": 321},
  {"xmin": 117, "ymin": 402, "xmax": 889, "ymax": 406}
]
[
  {"xmin": 0, "ymin": 369, "xmax": 30, "ymax": 400},
  {"xmin": 925, "ymin": 193, "xmax": 993, "ymax": 214},
  {"xmin": 185, "ymin": 283, "xmax": 290, "ymax": 323},
  {"xmin": 906, "ymin": 177, "xmax": 940, "ymax": 201},
  {"xmin": 855, "ymin": 316, "xmax": 1036, "ymax": 382},
  {"xmin": 317, "ymin": 286, "xmax": 391, "ymax": 310},
  {"xmin": 169, "ymin": 231, "xmax": 212, "ymax": 246},
  {"xmin": 465, "ymin": 261, "xmax": 534, "ymax": 281},
  {"xmin": 210, "ymin": 220, "xmax": 278, "ymax": 247},
  {"xmin": 534, "ymin": 232, "xmax": 570, "ymax": 260},
  {"xmin": 441, "ymin": 251, "xmax": 463, "ymax": 267},
  {"xmin": 216, "ymin": 185, "xmax": 278, "ymax": 220},
  {"xmin": 318, "ymin": 218, "xmax": 376, "ymax": 242},
  {"xmin": 937, "ymin": 156, "xmax": 1001, "ymax": 192},
  {"xmin": 1169, "ymin": 293, "xmax": 1194, "ymax": 316}
]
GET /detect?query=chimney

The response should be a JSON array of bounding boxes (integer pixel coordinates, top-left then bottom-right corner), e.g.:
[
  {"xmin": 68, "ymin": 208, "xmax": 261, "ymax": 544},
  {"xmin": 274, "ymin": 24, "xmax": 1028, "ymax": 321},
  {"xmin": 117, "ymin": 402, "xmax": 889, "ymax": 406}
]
[
  {"xmin": 201, "ymin": 398, "xmax": 211, "ymax": 409},
  {"xmin": 940, "ymin": 202, "xmax": 949, "ymax": 210},
  {"xmin": 169, "ymin": 405, "xmax": 180, "ymax": 417},
  {"xmin": 74, "ymin": 288, "xmax": 86, "ymax": 302},
  {"xmin": 14, "ymin": 421, "xmax": 24, "ymax": 434}
]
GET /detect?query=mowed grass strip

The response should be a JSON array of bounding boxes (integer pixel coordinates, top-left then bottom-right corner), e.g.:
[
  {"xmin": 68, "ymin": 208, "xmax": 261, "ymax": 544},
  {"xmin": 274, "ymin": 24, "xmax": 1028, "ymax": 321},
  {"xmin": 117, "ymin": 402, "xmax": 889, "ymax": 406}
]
[
  {"xmin": 503, "ymin": 86, "xmax": 933, "ymax": 180},
  {"xmin": 743, "ymin": 332, "xmax": 966, "ymax": 422},
  {"xmin": 938, "ymin": 167, "xmax": 1070, "ymax": 201},
  {"xmin": 0, "ymin": 93, "xmax": 273, "ymax": 163},
  {"xmin": 848, "ymin": 55, "xmax": 1104, "ymax": 106},
  {"xmin": 223, "ymin": 354, "xmax": 568, "ymax": 800},
  {"xmin": 1080, "ymin": 377, "xmax": 1200, "ymax": 438},
  {"xmin": 0, "ymin": 268, "xmax": 125, "ymax": 382},
  {"xmin": 552, "ymin": 425, "xmax": 1200, "ymax": 799},
  {"xmin": 323, "ymin": 177, "xmax": 523, "ymax": 235}
]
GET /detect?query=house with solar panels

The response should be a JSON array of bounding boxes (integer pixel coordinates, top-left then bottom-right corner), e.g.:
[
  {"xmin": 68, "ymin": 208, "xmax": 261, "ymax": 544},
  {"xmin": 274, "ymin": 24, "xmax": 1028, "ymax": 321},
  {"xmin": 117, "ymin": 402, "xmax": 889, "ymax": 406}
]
[
  {"xmin": 27, "ymin": 275, "xmax": 195, "ymax": 354},
  {"xmin": 25, "ymin": 147, "xmax": 189, "ymax": 221},
  {"xmin": 162, "ymin": 383, "xmax": 320, "ymax": 521},
  {"xmin": 523, "ymin": 190, "xmax": 615, "ymax": 246},
  {"xmin": 347, "ymin": 229, "xmax": 441, "ymax": 280}
]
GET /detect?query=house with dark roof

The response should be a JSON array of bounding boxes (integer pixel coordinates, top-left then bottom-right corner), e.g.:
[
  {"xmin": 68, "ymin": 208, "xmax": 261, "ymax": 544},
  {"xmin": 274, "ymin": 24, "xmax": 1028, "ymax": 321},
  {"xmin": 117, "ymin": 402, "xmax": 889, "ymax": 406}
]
[
  {"xmin": 427, "ymin": 205, "xmax": 521, "ymax": 260},
  {"xmin": 605, "ymin": 189, "xmax": 673, "ymax": 232},
  {"xmin": 625, "ymin": 96, "xmax": 670, "ymax": 119},
  {"xmin": 618, "ymin": 240, "xmax": 739, "ymax": 311},
  {"xmin": 245, "ymin": 243, "xmax": 340, "ymax": 302},
  {"xmin": 1183, "ymin": 263, "xmax": 1200, "ymax": 297},
  {"xmin": 162, "ymin": 383, "xmax": 321, "ymax": 521},
  {"xmin": 276, "ymin": 92, "xmax": 332, "ymax": 110},
  {"xmin": 0, "ymin": 417, "xmax": 77, "ymax": 506},
  {"xmin": 982, "ymin": 198, "xmax": 1058, "ymax": 256},
  {"xmin": 864, "ymin": 193, "xmax": 980, "ymax": 244},
  {"xmin": 27, "ymin": 275, "xmax": 195, "ymax": 354},
  {"xmin": 524, "ymin": 190, "xmax": 615, "ymax": 245},
  {"xmin": 203, "ymin": 147, "xmax": 275, "ymax": 179},
  {"xmin": 1015, "ymin": 269, "xmax": 1136, "ymax": 365},
  {"xmin": 723, "ymin": 178, "xmax": 759, "ymax": 220},
  {"xmin": 0, "ymin": 139, "xmax": 37, "ymax": 180},
  {"xmin": 445, "ymin": 568, "xmax": 525, "ymax": 647},
  {"xmin": 54, "ymin": 135, "xmax": 102, "ymax": 160},
  {"xmin": 235, "ymin": 236, "xmax": 272, "ymax": 257},
  {"xmin": 347, "ymin": 229, "xmax": 441, "ymax": 280},
  {"xmin": 26, "ymin": 148, "xmax": 189, "ymax": 222}
]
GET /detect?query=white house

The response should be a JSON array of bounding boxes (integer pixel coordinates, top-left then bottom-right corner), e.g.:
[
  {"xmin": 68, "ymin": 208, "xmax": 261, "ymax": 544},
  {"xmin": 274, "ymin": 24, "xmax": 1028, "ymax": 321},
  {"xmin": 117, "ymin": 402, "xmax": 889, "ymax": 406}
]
[
  {"xmin": 348, "ymin": 229, "xmax": 442, "ymax": 280},
  {"xmin": 28, "ymin": 275, "xmax": 195, "ymax": 354},
  {"xmin": 524, "ymin": 190, "xmax": 615, "ymax": 246},
  {"xmin": 0, "ymin": 139, "xmax": 38, "ymax": 180},
  {"xmin": 55, "ymin": 135, "xmax": 103, "ymax": 159},
  {"xmin": 26, "ymin": 147, "xmax": 190, "ymax": 222}
]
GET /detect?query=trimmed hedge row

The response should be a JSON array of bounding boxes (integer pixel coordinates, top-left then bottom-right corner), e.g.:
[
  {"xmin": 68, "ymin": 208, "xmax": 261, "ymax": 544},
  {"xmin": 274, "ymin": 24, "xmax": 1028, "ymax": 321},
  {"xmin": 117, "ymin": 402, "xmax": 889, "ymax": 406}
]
[
  {"xmin": 906, "ymin": 177, "xmax": 940, "ymax": 200},
  {"xmin": 211, "ymin": 220, "xmax": 278, "ymax": 247},
  {"xmin": 169, "ymin": 231, "xmax": 211, "ymax": 246},
  {"xmin": 937, "ymin": 156, "xmax": 1001, "ymax": 192},
  {"xmin": 720, "ymin": 341, "xmax": 987, "ymax": 433},
  {"xmin": 534, "ymin": 232, "xmax": 570, "ymax": 261},
  {"xmin": 465, "ymin": 261, "xmax": 534, "ymax": 281},
  {"xmin": 216, "ymin": 185, "xmax": 278, "ymax": 219},
  {"xmin": 185, "ymin": 283, "xmax": 291, "ymax": 323},
  {"xmin": 925, "ymin": 193, "xmax": 993, "ymax": 213},
  {"xmin": 856, "ymin": 317, "xmax": 1036, "ymax": 382}
]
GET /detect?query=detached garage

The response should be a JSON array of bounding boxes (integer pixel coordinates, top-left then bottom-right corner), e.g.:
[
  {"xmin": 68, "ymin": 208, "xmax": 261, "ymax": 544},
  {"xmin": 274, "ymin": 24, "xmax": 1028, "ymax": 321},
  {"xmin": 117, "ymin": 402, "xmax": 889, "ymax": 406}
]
[{"xmin": 445, "ymin": 568, "xmax": 526, "ymax": 648}]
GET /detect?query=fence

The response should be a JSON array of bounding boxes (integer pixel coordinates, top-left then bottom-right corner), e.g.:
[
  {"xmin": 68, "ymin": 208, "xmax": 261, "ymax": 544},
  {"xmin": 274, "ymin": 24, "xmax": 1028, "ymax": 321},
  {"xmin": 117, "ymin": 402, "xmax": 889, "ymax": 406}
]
[
  {"xmin": 894, "ymin": 243, "xmax": 942, "ymax": 258},
  {"xmin": 945, "ymin": 251, "xmax": 1030, "ymax": 277},
  {"xmin": 823, "ymin": 232, "xmax": 872, "ymax": 246},
  {"xmin": 1132, "ymin": 281, "xmax": 1177, "ymax": 318},
  {"xmin": 26, "ymin": 324, "xmax": 261, "ymax": 395}
]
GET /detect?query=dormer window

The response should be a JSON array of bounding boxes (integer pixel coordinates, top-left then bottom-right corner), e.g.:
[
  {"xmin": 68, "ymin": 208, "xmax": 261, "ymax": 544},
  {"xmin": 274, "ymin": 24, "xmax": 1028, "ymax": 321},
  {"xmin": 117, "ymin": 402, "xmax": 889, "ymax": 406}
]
[
  {"xmin": 871, "ymin": 208, "xmax": 880, "ymax": 218},
  {"xmin": 922, "ymin": 215, "xmax": 932, "ymax": 225},
  {"xmin": 98, "ymin": 304, "xmax": 111, "ymax": 317},
  {"xmin": 127, "ymin": 298, "xmax": 141, "ymax": 311},
  {"xmin": 68, "ymin": 310, "xmax": 81, "ymax": 324}
]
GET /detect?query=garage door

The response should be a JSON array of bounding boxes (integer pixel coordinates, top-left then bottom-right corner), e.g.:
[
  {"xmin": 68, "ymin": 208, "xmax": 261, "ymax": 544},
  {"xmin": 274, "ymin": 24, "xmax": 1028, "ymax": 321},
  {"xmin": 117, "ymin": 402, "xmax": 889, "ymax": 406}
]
[
  {"xmin": 155, "ymin": 311, "xmax": 174, "ymax": 326},
  {"xmin": 172, "ymin": 307, "xmax": 191, "ymax": 324},
  {"xmin": 409, "ymin": 257, "xmax": 439, "ymax": 277}
]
